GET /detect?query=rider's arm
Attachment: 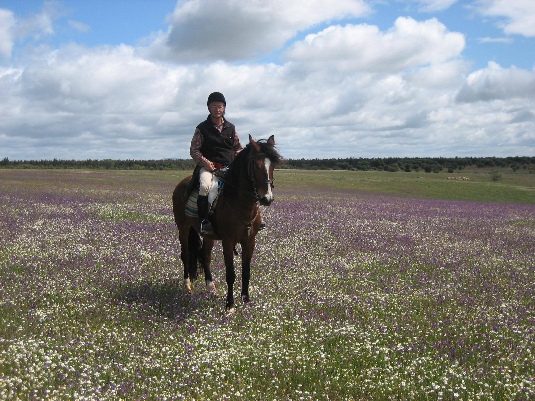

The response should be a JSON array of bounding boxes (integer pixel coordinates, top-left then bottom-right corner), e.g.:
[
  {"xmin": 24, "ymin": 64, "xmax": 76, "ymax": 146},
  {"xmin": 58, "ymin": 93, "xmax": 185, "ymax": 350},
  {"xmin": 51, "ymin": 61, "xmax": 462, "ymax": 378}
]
[
  {"xmin": 190, "ymin": 128, "xmax": 214, "ymax": 170},
  {"xmin": 233, "ymin": 130, "xmax": 244, "ymax": 155}
]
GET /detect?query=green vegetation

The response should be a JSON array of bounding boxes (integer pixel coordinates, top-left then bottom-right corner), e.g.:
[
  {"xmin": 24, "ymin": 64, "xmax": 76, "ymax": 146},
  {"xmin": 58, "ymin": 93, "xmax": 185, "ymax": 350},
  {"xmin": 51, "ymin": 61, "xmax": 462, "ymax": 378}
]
[
  {"xmin": 0, "ymin": 157, "xmax": 195, "ymax": 171},
  {"xmin": 2, "ymin": 156, "xmax": 534, "ymax": 174},
  {"xmin": 276, "ymin": 169, "xmax": 535, "ymax": 204},
  {"xmin": 285, "ymin": 155, "xmax": 535, "ymax": 173},
  {"xmin": 1, "ymin": 169, "xmax": 534, "ymax": 399},
  {"xmin": 3, "ymin": 167, "xmax": 532, "ymax": 204}
]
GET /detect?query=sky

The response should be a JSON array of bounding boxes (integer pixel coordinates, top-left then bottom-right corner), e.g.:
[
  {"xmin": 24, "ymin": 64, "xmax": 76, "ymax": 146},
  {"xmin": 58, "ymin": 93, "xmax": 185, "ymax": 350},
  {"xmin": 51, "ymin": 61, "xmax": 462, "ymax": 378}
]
[{"xmin": 0, "ymin": 0, "xmax": 534, "ymax": 161}]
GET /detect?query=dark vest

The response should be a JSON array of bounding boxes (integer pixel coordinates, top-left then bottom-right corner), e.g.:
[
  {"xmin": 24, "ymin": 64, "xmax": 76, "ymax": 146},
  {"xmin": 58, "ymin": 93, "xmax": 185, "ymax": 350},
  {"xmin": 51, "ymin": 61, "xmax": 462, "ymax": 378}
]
[{"xmin": 197, "ymin": 116, "xmax": 236, "ymax": 165}]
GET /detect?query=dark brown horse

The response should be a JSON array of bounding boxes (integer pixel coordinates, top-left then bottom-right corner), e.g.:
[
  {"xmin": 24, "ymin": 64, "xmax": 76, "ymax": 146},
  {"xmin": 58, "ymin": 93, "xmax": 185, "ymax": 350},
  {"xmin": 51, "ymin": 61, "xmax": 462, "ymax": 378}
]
[{"xmin": 172, "ymin": 135, "xmax": 281, "ymax": 310}]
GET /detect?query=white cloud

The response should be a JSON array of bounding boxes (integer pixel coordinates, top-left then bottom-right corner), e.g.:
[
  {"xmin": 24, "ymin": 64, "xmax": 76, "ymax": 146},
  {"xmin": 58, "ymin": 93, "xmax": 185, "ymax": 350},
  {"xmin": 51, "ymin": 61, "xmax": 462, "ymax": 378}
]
[
  {"xmin": 0, "ymin": 2, "xmax": 534, "ymax": 160},
  {"xmin": 68, "ymin": 20, "xmax": 91, "ymax": 33},
  {"xmin": 0, "ymin": 0, "xmax": 66, "ymax": 56},
  {"xmin": 284, "ymin": 17, "xmax": 465, "ymax": 73},
  {"xmin": 412, "ymin": 0, "xmax": 459, "ymax": 12},
  {"xmin": 13, "ymin": 0, "xmax": 63, "ymax": 41},
  {"xmin": 149, "ymin": 0, "xmax": 371, "ymax": 62},
  {"xmin": 0, "ymin": 9, "xmax": 15, "ymax": 58},
  {"xmin": 1, "ymin": 43, "xmax": 198, "ymax": 159},
  {"xmin": 477, "ymin": 0, "xmax": 535, "ymax": 37},
  {"xmin": 477, "ymin": 36, "xmax": 513, "ymax": 43},
  {"xmin": 456, "ymin": 61, "xmax": 535, "ymax": 102}
]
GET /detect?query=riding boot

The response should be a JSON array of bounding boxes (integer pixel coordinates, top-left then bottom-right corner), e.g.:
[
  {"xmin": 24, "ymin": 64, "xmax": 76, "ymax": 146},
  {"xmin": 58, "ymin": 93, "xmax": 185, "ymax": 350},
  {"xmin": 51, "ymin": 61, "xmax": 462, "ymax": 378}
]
[{"xmin": 197, "ymin": 195, "xmax": 213, "ymax": 235}]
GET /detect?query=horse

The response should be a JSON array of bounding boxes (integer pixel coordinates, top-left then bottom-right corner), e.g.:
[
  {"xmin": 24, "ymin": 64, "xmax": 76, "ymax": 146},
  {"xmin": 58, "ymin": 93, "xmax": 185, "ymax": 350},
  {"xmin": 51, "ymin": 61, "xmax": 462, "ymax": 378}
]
[{"xmin": 172, "ymin": 135, "xmax": 281, "ymax": 310}]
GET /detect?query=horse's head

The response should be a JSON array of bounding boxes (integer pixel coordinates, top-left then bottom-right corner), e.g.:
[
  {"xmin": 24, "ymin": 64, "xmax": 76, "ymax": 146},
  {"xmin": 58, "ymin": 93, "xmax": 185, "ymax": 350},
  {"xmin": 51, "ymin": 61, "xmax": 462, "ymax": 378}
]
[{"xmin": 248, "ymin": 134, "xmax": 280, "ymax": 206}]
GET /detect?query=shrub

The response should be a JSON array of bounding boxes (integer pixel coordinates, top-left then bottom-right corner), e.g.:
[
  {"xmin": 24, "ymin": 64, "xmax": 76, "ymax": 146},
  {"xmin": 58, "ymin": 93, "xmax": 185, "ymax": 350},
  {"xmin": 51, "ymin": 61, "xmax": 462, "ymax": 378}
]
[{"xmin": 490, "ymin": 170, "xmax": 502, "ymax": 181}]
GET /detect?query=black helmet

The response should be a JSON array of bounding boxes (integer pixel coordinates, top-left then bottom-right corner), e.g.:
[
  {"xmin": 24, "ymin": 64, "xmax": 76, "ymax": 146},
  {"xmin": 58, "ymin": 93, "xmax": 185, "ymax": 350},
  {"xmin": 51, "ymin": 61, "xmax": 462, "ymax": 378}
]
[{"xmin": 207, "ymin": 92, "xmax": 226, "ymax": 106}]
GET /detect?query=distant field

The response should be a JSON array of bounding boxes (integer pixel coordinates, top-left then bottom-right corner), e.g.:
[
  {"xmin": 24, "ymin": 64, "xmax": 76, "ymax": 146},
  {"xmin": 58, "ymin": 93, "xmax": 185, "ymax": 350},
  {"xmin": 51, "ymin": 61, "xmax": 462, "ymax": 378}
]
[
  {"xmin": 1, "ymin": 167, "xmax": 533, "ymax": 204},
  {"xmin": 1, "ymin": 169, "xmax": 534, "ymax": 399},
  {"xmin": 275, "ymin": 168, "xmax": 535, "ymax": 204}
]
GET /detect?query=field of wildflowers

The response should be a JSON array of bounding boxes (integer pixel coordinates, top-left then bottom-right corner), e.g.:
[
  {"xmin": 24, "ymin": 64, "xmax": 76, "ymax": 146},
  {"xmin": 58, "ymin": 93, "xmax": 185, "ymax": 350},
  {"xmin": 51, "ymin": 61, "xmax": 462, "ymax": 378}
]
[{"xmin": 1, "ymin": 169, "xmax": 534, "ymax": 400}]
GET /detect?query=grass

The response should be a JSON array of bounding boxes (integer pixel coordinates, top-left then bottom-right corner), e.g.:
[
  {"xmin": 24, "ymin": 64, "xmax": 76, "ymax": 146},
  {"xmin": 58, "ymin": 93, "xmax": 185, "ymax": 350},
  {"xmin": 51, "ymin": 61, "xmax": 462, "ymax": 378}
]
[
  {"xmin": 0, "ymin": 168, "xmax": 534, "ymax": 400},
  {"xmin": 276, "ymin": 168, "xmax": 535, "ymax": 204}
]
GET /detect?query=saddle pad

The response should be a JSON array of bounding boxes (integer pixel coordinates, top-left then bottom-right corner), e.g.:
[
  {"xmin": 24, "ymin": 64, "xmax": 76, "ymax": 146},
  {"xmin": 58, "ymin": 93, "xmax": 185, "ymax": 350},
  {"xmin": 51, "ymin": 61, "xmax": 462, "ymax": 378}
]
[
  {"xmin": 185, "ymin": 190, "xmax": 198, "ymax": 217},
  {"xmin": 185, "ymin": 189, "xmax": 220, "ymax": 218}
]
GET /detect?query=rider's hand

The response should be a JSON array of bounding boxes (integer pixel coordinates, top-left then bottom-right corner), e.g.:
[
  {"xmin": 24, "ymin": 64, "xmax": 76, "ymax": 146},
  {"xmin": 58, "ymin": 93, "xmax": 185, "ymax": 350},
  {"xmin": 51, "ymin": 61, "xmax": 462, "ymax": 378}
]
[{"xmin": 205, "ymin": 161, "xmax": 215, "ymax": 172}]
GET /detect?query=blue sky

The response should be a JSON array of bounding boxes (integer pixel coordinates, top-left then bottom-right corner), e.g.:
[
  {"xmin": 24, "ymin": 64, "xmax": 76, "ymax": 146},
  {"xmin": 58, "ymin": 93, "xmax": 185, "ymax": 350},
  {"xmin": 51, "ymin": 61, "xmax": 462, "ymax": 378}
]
[
  {"xmin": 1, "ymin": 0, "xmax": 534, "ymax": 160},
  {"xmin": 2, "ymin": 0, "xmax": 174, "ymax": 48}
]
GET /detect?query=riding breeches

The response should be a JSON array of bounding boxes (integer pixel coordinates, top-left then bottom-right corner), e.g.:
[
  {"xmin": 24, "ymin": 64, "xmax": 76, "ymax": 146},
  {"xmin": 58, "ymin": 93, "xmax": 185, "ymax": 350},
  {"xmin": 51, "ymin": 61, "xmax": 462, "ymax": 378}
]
[{"xmin": 198, "ymin": 167, "xmax": 213, "ymax": 197}]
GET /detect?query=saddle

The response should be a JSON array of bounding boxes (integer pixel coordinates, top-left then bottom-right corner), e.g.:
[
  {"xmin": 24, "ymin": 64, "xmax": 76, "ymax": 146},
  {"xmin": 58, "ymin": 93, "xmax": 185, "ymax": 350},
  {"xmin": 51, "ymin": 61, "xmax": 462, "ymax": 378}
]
[{"xmin": 184, "ymin": 166, "xmax": 227, "ymax": 218}]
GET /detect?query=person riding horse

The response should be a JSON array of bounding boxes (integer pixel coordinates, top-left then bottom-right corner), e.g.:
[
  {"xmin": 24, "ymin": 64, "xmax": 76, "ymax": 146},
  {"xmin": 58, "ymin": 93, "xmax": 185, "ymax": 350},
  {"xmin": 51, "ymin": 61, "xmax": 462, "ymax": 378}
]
[
  {"xmin": 174, "ymin": 133, "xmax": 280, "ymax": 310},
  {"xmin": 190, "ymin": 92, "xmax": 265, "ymax": 235},
  {"xmin": 190, "ymin": 92, "xmax": 243, "ymax": 235}
]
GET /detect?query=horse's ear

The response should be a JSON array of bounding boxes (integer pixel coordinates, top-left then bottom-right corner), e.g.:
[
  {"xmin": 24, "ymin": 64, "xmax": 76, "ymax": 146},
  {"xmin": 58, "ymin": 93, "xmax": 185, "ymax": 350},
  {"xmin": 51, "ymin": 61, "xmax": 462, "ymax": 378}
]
[
  {"xmin": 249, "ymin": 134, "xmax": 260, "ymax": 152},
  {"xmin": 267, "ymin": 135, "xmax": 275, "ymax": 146}
]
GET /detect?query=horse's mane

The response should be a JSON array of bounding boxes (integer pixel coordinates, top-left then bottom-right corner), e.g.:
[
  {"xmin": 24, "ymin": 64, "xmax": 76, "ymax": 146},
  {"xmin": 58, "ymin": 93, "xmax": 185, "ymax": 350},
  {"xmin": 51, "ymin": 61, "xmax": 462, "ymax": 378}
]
[
  {"xmin": 223, "ymin": 138, "xmax": 281, "ymax": 199},
  {"xmin": 256, "ymin": 138, "xmax": 282, "ymax": 164}
]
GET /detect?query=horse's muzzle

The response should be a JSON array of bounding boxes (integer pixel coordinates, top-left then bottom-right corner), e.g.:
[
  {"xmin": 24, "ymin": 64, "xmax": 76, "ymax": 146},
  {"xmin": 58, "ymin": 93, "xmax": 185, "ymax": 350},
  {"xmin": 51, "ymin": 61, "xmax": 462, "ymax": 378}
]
[{"xmin": 259, "ymin": 196, "xmax": 273, "ymax": 206}]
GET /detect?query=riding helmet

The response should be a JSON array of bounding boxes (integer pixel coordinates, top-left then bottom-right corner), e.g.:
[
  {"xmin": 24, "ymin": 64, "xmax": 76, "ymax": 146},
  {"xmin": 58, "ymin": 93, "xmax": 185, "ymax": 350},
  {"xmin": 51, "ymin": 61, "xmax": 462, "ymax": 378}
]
[{"xmin": 207, "ymin": 92, "xmax": 226, "ymax": 106}]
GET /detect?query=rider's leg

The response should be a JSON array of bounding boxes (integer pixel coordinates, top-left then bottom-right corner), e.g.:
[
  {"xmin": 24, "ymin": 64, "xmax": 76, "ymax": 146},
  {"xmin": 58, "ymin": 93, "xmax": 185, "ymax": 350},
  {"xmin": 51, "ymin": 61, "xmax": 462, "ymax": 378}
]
[{"xmin": 198, "ymin": 167, "xmax": 214, "ymax": 234}]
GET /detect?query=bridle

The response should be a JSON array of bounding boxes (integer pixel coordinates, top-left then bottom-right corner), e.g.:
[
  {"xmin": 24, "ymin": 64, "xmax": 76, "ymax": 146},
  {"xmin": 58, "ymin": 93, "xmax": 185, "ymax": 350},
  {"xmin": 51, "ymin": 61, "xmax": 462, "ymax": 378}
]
[{"xmin": 246, "ymin": 153, "xmax": 274, "ymax": 201}]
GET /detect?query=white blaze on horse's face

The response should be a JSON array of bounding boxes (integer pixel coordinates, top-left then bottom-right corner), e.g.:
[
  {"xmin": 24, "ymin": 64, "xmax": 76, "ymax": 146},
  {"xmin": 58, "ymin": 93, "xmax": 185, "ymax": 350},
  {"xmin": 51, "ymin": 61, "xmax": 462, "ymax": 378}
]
[
  {"xmin": 262, "ymin": 158, "xmax": 274, "ymax": 205},
  {"xmin": 254, "ymin": 155, "xmax": 273, "ymax": 206}
]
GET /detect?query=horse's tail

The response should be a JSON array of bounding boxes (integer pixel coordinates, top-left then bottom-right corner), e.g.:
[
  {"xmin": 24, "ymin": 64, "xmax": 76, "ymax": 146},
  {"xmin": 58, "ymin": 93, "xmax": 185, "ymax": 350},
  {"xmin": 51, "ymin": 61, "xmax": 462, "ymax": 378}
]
[{"xmin": 187, "ymin": 226, "xmax": 202, "ymax": 280}]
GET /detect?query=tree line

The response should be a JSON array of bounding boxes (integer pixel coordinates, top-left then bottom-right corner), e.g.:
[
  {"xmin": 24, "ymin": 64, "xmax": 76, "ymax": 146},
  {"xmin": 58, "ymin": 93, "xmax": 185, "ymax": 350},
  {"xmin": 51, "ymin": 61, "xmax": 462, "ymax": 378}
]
[
  {"xmin": 0, "ymin": 158, "xmax": 195, "ymax": 171},
  {"xmin": 1, "ymin": 156, "xmax": 534, "ymax": 173},
  {"xmin": 285, "ymin": 156, "xmax": 535, "ymax": 173}
]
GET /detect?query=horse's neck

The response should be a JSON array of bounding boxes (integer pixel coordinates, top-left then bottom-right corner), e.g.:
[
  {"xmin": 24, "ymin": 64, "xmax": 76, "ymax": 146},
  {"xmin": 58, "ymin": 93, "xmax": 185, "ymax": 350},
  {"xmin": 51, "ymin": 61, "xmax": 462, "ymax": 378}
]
[{"xmin": 223, "ymin": 170, "xmax": 256, "ymax": 209}]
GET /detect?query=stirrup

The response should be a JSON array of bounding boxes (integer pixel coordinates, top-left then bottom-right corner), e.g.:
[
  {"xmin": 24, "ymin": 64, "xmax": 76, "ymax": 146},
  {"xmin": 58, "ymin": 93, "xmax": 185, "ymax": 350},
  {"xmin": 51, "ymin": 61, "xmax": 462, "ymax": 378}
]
[{"xmin": 200, "ymin": 219, "xmax": 213, "ymax": 235}]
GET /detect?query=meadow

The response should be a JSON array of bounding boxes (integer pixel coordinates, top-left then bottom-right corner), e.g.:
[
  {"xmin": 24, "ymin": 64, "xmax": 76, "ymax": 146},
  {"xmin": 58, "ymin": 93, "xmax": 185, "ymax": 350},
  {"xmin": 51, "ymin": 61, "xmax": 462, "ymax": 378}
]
[{"xmin": 1, "ymin": 168, "xmax": 534, "ymax": 400}]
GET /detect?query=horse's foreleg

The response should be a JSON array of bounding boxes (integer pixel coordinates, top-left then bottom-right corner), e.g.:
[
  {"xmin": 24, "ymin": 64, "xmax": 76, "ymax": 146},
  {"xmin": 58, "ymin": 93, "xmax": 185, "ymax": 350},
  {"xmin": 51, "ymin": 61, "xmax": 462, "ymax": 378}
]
[
  {"xmin": 222, "ymin": 241, "xmax": 236, "ymax": 310},
  {"xmin": 240, "ymin": 238, "xmax": 255, "ymax": 304},
  {"xmin": 179, "ymin": 227, "xmax": 193, "ymax": 293},
  {"xmin": 201, "ymin": 238, "xmax": 217, "ymax": 295}
]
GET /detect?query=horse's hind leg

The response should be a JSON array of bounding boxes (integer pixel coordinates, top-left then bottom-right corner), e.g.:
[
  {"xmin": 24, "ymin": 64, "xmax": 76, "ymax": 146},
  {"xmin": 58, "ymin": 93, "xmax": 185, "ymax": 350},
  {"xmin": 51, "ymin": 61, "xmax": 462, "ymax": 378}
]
[
  {"xmin": 201, "ymin": 238, "xmax": 217, "ymax": 295},
  {"xmin": 178, "ymin": 226, "xmax": 193, "ymax": 293}
]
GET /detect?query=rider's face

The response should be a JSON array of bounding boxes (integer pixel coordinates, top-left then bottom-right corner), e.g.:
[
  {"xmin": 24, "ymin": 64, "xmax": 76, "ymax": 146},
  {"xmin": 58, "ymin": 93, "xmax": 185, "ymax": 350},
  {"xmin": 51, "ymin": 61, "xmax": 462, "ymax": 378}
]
[{"xmin": 208, "ymin": 102, "xmax": 225, "ymax": 118}]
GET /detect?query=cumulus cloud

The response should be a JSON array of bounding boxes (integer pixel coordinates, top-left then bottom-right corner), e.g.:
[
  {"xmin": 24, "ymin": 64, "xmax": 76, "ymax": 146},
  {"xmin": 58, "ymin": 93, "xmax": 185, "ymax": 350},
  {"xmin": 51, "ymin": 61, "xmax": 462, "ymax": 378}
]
[
  {"xmin": 0, "ymin": 0, "xmax": 65, "ymax": 58},
  {"xmin": 0, "ymin": 1, "xmax": 534, "ymax": 159},
  {"xmin": 476, "ymin": 0, "xmax": 535, "ymax": 37},
  {"xmin": 456, "ymin": 61, "xmax": 535, "ymax": 102},
  {"xmin": 148, "ymin": 0, "xmax": 371, "ymax": 62},
  {"xmin": 1, "ymin": 43, "xmax": 199, "ymax": 159},
  {"xmin": 284, "ymin": 17, "xmax": 465, "ymax": 72}
]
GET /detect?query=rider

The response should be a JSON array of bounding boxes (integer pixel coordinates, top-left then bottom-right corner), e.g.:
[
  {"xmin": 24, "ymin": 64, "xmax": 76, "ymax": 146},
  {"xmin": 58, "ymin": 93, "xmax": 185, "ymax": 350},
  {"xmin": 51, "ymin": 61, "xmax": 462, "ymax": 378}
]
[{"xmin": 190, "ymin": 92, "xmax": 243, "ymax": 235}]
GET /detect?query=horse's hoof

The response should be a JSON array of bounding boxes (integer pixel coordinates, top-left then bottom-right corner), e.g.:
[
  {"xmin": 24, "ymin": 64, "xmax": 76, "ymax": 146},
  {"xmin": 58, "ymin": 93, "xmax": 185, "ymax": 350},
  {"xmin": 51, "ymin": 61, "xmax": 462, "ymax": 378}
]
[
  {"xmin": 225, "ymin": 303, "xmax": 236, "ymax": 314},
  {"xmin": 225, "ymin": 299, "xmax": 235, "ymax": 312},
  {"xmin": 184, "ymin": 279, "xmax": 193, "ymax": 294},
  {"xmin": 206, "ymin": 281, "xmax": 218, "ymax": 296},
  {"xmin": 241, "ymin": 294, "xmax": 250, "ymax": 304}
]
